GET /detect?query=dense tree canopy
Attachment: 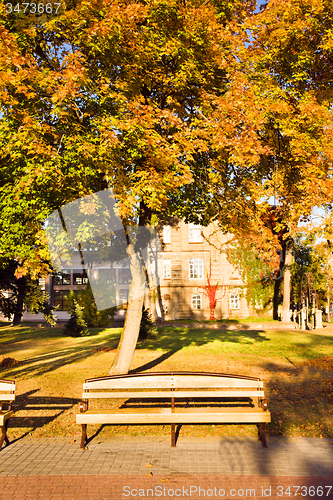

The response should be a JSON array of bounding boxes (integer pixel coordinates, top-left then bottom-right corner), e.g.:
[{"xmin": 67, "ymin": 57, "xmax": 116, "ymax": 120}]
[
  {"xmin": 173, "ymin": 0, "xmax": 333, "ymax": 251},
  {"xmin": 0, "ymin": 0, "xmax": 257, "ymax": 369}
]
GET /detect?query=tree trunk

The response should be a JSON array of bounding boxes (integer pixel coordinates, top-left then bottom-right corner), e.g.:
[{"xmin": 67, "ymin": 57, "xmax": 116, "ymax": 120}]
[
  {"xmin": 12, "ymin": 310, "xmax": 23, "ymax": 326},
  {"xmin": 109, "ymin": 201, "xmax": 151, "ymax": 375},
  {"xmin": 327, "ymin": 285, "xmax": 331, "ymax": 323},
  {"xmin": 282, "ymin": 240, "xmax": 293, "ymax": 323},
  {"xmin": 12, "ymin": 276, "xmax": 27, "ymax": 326},
  {"xmin": 273, "ymin": 251, "xmax": 284, "ymax": 320},
  {"xmin": 109, "ymin": 244, "xmax": 146, "ymax": 375},
  {"xmin": 147, "ymin": 229, "xmax": 164, "ymax": 321},
  {"xmin": 155, "ymin": 284, "xmax": 165, "ymax": 320},
  {"xmin": 273, "ymin": 278, "xmax": 281, "ymax": 320}
]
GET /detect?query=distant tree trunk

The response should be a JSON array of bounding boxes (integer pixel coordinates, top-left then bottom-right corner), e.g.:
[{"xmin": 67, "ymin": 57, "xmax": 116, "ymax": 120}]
[
  {"xmin": 155, "ymin": 284, "xmax": 165, "ymax": 320},
  {"xmin": 282, "ymin": 239, "xmax": 293, "ymax": 323},
  {"xmin": 147, "ymin": 245, "xmax": 165, "ymax": 321},
  {"xmin": 273, "ymin": 278, "xmax": 281, "ymax": 320},
  {"xmin": 327, "ymin": 285, "xmax": 331, "ymax": 323},
  {"xmin": 109, "ymin": 201, "xmax": 151, "ymax": 375},
  {"xmin": 12, "ymin": 277, "xmax": 26, "ymax": 326},
  {"xmin": 273, "ymin": 250, "xmax": 284, "ymax": 320}
]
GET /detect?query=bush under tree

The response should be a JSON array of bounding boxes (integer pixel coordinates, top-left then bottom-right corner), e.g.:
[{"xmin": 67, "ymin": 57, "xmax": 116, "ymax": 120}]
[
  {"xmin": 63, "ymin": 291, "xmax": 89, "ymax": 337},
  {"xmin": 139, "ymin": 307, "xmax": 157, "ymax": 340},
  {"xmin": 63, "ymin": 285, "xmax": 116, "ymax": 336}
]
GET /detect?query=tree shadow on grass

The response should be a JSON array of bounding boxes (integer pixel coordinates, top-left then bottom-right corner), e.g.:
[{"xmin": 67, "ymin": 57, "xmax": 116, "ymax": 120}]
[
  {"xmin": 0, "ymin": 327, "xmax": 268, "ymax": 379},
  {"xmin": 141, "ymin": 327, "xmax": 268, "ymax": 350},
  {"xmin": 129, "ymin": 349, "xmax": 179, "ymax": 373},
  {"xmin": 132, "ymin": 328, "xmax": 268, "ymax": 373},
  {"xmin": 0, "ymin": 336, "xmax": 121, "ymax": 380},
  {"xmin": 259, "ymin": 357, "xmax": 333, "ymax": 440},
  {"xmin": 6, "ymin": 389, "xmax": 80, "ymax": 447}
]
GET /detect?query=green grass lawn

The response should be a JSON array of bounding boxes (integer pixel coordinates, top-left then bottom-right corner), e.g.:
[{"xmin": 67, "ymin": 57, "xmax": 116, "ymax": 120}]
[{"xmin": 1, "ymin": 323, "xmax": 333, "ymax": 443}]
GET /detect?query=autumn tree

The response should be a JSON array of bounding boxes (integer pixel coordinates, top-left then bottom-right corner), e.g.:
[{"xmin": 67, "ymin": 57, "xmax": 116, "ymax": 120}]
[
  {"xmin": 0, "ymin": 259, "xmax": 56, "ymax": 326},
  {"xmin": 0, "ymin": 0, "xmax": 257, "ymax": 372},
  {"xmin": 226, "ymin": 238, "xmax": 276, "ymax": 315},
  {"xmin": 169, "ymin": 0, "xmax": 333, "ymax": 321},
  {"xmin": 291, "ymin": 234, "xmax": 327, "ymax": 310}
]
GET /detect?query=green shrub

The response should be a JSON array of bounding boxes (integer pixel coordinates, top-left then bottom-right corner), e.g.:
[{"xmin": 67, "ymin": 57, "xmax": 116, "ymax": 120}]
[
  {"xmin": 63, "ymin": 293, "xmax": 89, "ymax": 337},
  {"xmin": 65, "ymin": 284, "xmax": 117, "ymax": 337},
  {"xmin": 75, "ymin": 284, "xmax": 116, "ymax": 327},
  {"xmin": 139, "ymin": 306, "xmax": 157, "ymax": 340}
]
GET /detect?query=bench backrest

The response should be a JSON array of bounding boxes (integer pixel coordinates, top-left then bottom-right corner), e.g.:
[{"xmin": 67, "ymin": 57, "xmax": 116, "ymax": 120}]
[
  {"xmin": 0, "ymin": 379, "xmax": 15, "ymax": 402},
  {"xmin": 82, "ymin": 372, "xmax": 264, "ymax": 399}
]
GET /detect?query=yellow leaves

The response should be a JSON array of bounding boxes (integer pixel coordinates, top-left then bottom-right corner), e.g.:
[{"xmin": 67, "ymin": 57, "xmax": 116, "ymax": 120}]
[
  {"xmin": 14, "ymin": 266, "xmax": 27, "ymax": 279},
  {"xmin": 11, "ymin": 55, "xmax": 27, "ymax": 68},
  {"xmin": 79, "ymin": 199, "xmax": 97, "ymax": 216}
]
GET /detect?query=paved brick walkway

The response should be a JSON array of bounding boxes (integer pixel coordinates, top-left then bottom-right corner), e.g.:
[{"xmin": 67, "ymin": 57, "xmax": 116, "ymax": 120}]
[
  {"xmin": 1, "ymin": 474, "xmax": 333, "ymax": 500},
  {"xmin": 0, "ymin": 437, "xmax": 332, "ymax": 499}
]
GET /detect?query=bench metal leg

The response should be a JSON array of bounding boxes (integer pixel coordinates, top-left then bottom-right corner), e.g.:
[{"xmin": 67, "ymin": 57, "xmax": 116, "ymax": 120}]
[
  {"xmin": 259, "ymin": 423, "xmax": 267, "ymax": 448},
  {"xmin": 80, "ymin": 424, "xmax": 87, "ymax": 449},
  {"xmin": 171, "ymin": 424, "xmax": 176, "ymax": 447},
  {"xmin": 0, "ymin": 421, "xmax": 10, "ymax": 450}
]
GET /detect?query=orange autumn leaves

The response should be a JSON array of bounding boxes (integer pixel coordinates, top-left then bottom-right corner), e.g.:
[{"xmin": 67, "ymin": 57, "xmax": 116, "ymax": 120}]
[{"xmin": 1, "ymin": 0, "xmax": 333, "ymax": 276}]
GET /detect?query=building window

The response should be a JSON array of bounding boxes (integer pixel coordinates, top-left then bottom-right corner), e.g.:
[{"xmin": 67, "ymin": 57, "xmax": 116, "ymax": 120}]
[
  {"xmin": 54, "ymin": 290, "xmax": 70, "ymax": 311},
  {"xmin": 192, "ymin": 294, "xmax": 202, "ymax": 310},
  {"xmin": 189, "ymin": 223, "xmax": 203, "ymax": 243},
  {"xmin": 189, "ymin": 258, "xmax": 203, "ymax": 279},
  {"xmin": 54, "ymin": 270, "xmax": 70, "ymax": 285},
  {"xmin": 73, "ymin": 269, "xmax": 88, "ymax": 285},
  {"xmin": 163, "ymin": 259, "xmax": 171, "ymax": 279},
  {"xmin": 118, "ymin": 268, "xmax": 131, "ymax": 284},
  {"xmin": 118, "ymin": 289, "xmax": 128, "ymax": 305},
  {"xmin": 103, "ymin": 268, "xmax": 116, "ymax": 284},
  {"xmin": 163, "ymin": 225, "xmax": 171, "ymax": 244},
  {"xmin": 38, "ymin": 277, "xmax": 46, "ymax": 291},
  {"xmin": 230, "ymin": 293, "xmax": 240, "ymax": 310}
]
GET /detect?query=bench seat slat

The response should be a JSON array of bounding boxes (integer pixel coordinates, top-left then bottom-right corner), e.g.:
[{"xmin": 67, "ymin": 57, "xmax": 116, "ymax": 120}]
[
  {"xmin": 0, "ymin": 395, "xmax": 15, "ymax": 401},
  {"xmin": 77, "ymin": 407, "xmax": 271, "ymax": 425},
  {"xmin": 82, "ymin": 390, "xmax": 265, "ymax": 399},
  {"xmin": 0, "ymin": 381, "xmax": 15, "ymax": 392}
]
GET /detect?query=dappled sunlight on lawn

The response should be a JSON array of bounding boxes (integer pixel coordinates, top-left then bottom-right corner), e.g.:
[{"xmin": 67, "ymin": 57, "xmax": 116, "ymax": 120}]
[
  {"xmin": 1, "ymin": 324, "xmax": 333, "ymax": 440},
  {"xmin": 0, "ymin": 325, "xmax": 122, "ymax": 380}
]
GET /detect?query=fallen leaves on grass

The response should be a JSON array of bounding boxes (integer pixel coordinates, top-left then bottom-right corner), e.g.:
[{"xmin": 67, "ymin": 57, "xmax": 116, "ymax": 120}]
[
  {"xmin": 94, "ymin": 347, "xmax": 117, "ymax": 353},
  {"xmin": 0, "ymin": 356, "xmax": 20, "ymax": 367},
  {"xmin": 299, "ymin": 356, "xmax": 333, "ymax": 372},
  {"xmin": 322, "ymin": 380, "xmax": 333, "ymax": 400}
]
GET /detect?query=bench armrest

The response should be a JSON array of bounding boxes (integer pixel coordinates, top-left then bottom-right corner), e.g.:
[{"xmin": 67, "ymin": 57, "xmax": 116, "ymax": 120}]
[
  {"xmin": 79, "ymin": 401, "xmax": 88, "ymax": 413},
  {"xmin": 258, "ymin": 398, "xmax": 268, "ymax": 410},
  {"xmin": 0, "ymin": 402, "xmax": 12, "ymax": 412}
]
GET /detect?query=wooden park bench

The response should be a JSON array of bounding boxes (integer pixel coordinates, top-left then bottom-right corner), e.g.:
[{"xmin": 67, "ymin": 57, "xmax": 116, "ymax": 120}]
[
  {"xmin": 0, "ymin": 379, "xmax": 15, "ymax": 450},
  {"xmin": 77, "ymin": 372, "xmax": 271, "ymax": 449}
]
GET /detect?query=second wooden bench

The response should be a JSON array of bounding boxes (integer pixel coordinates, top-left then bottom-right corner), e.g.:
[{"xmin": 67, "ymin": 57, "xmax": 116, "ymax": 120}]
[{"xmin": 0, "ymin": 379, "xmax": 15, "ymax": 451}]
